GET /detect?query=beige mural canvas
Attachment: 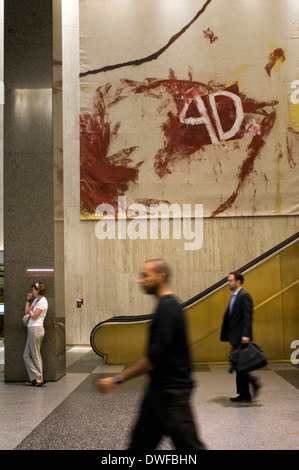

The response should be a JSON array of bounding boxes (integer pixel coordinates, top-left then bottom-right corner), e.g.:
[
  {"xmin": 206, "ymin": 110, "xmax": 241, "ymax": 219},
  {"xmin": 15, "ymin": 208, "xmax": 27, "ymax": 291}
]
[{"xmin": 79, "ymin": 0, "xmax": 299, "ymax": 219}]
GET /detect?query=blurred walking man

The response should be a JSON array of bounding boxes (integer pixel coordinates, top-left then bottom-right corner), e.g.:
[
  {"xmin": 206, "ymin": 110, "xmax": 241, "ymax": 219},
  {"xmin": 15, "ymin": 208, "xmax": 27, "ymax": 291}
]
[{"xmin": 97, "ymin": 259, "xmax": 206, "ymax": 451}]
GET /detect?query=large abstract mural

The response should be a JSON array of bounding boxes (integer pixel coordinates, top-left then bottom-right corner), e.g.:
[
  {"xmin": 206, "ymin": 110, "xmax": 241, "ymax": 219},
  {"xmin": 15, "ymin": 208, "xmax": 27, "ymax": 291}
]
[{"xmin": 79, "ymin": 0, "xmax": 299, "ymax": 219}]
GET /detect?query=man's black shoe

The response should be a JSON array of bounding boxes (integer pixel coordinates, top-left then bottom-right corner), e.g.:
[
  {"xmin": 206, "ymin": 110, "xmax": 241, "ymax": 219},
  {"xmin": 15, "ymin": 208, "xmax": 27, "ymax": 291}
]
[{"xmin": 230, "ymin": 394, "xmax": 251, "ymax": 402}]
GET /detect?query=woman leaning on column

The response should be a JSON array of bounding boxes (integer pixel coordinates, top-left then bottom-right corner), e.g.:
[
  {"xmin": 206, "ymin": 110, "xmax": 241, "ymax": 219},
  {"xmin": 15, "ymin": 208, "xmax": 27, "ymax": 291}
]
[{"xmin": 23, "ymin": 282, "xmax": 48, "ymax": 387}]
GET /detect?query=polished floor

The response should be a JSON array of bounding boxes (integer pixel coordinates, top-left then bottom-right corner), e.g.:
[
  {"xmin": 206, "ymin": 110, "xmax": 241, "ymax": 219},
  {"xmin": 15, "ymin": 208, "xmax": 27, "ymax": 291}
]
[{"xmin": 0, "ymin": 341, "xmax": 298, "ymax": 451}]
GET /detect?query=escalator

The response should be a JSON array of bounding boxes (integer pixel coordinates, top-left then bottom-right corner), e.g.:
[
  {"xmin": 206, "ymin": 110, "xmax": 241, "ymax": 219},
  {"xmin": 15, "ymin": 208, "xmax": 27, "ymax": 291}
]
[{"xmin": 90, "ymin": 232, "xmax": 299, "ymax": 365}]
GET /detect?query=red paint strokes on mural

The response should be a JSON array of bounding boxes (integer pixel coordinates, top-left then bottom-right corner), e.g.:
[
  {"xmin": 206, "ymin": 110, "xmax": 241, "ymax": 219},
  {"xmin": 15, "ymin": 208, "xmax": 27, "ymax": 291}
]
[
  {"xmin": 135, "ymin": 198, "xmax": 171, "ymax": 207},
  {"xmin": 286, "ymin": 127, "xmax": 298, "ymax": 170},
  {"xmin": 130, "ymin": 198, "xmax": 172, "ymax": 217},
  {"xmin": 149, "ymin": 77, "xmax": 278, "ymax": 215},
  {"xmin": 80, "ymin": 73, "xmax": 279, "ymax": 217},
  {"xmin": 203, "ymin": 27, "xmax": 218, "ymax": 44},
  {"xmin": 154, "ymin": 82, "xmax": 245, "ymax": 178},
  {"xmin": 80, "ymin": 75, "xmax": 216, "ymax": 215},
  {"xmin": 265, "ymin": 48, "xmax": 286, "ymax": 76},
  {"xmin": 80, "ymin": 87, "xmax": 143, "ymax": 216},
  {"xmin": 211, "ymin": 108, "xmax": 276, "ymax": 217}
]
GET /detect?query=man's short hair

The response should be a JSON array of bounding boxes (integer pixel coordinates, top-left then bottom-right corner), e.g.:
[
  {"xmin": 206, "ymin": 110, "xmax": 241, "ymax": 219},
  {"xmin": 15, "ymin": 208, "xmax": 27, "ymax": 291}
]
[
  {"xmin": 146, "ymin": 259, "xmax": 171, "ymax": 281},
  {"xmin": 230, "ymin": 271, "xmax": 244, "ymax": 284}
]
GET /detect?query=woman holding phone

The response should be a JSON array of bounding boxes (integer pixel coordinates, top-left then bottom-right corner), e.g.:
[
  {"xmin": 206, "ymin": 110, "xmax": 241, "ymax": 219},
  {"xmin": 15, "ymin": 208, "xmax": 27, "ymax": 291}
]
[{"xmin": 23, "ymin": 282, "xmax": 48, "ymax": 387}]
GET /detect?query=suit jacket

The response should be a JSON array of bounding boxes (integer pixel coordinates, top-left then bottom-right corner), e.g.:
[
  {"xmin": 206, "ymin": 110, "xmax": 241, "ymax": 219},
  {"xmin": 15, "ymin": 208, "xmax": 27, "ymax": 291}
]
[{"xmin": 220, "ymin": 288, "xmax": 253, "ymax": 347}]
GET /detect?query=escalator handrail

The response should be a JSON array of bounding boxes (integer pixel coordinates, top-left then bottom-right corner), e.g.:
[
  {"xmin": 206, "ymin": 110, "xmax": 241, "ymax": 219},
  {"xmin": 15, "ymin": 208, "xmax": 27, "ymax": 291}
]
[
  {"xmin": 181, "ymin": 231, "xmax": 299, "ymax": 309},
  {"xmin": 90, "ymin": 232, "xmax": 299, "ymax": 353}
]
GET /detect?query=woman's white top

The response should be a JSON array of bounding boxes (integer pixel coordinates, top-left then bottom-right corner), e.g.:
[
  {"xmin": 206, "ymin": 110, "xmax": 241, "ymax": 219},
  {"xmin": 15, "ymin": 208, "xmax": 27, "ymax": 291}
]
[{"xmin": 27, "ymin": 297, "xmax": 48, "ymax": 327}]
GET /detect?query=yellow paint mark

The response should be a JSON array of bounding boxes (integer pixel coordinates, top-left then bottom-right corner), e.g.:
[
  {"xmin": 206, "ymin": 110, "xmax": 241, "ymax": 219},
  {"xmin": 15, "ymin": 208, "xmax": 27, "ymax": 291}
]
[
  {"xmin": 287, "ymin": 432, "xmax": 299, "ymax": 435},
  {"xmin": 287, "ymin": 104, "xmax": 299, "ymax": 133},
  {"xmin": 233, "ymin": 65, "xmax": 252, "ymax": 74},
  {"xmin": 82, "ymin": 85, "xmax": 91, "ymax": 93},
  {"xmin": 225, "ymin": 79, "xmax": 242, "ymax": 89}
]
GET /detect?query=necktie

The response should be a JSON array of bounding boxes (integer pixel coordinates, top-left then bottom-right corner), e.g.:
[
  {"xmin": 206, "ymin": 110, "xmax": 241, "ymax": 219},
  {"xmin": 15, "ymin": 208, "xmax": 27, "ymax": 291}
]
[{"xmin": 229, "ymin": 294, "xmax": 236, "ymax": 314}]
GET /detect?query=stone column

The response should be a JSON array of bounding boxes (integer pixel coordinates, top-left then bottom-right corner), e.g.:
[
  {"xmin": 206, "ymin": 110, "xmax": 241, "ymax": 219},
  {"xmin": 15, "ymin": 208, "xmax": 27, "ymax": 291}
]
[{"xmin": 4, "ymin": 0, "xmax": 65, "ymax": 381}]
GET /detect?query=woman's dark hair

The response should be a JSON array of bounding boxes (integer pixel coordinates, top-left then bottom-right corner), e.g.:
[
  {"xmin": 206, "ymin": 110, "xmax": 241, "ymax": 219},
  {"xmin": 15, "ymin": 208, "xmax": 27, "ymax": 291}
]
[{"xmin": 32, "ymin": 282, "xmax": 46, "ymax": 296}]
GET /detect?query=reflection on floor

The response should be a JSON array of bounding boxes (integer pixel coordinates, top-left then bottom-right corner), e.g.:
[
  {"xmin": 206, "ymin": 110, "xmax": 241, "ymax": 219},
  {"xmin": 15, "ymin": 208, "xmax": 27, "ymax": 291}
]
[{"xmin": 0, "ymin": 342, "xmax": 298, "ymax": 451}]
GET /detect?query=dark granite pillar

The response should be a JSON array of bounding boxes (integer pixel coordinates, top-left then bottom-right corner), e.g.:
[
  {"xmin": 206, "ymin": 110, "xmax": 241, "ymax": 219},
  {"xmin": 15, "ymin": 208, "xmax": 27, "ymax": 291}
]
[{"xmin": 4, "ymin": 0, "xmax": 65, "ymax": 381}]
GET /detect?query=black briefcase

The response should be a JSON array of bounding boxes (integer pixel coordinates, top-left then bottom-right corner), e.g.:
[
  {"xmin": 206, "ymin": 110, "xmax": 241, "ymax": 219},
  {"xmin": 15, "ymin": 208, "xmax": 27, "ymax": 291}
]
[{"xmin": 229, "ymin": 342, "xmax": 267, "ymax": 373}]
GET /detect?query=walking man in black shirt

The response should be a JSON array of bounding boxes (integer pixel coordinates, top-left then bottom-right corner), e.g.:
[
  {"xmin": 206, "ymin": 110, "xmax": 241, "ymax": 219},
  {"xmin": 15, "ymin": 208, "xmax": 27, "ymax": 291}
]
[{"xmin": 97, "ymin": 258, "xmax": 206, "ymax": 451}]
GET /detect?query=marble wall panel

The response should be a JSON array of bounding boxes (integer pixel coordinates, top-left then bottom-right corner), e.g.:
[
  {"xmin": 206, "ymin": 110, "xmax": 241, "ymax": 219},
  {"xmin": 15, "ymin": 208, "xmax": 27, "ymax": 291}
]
[{"xmin": 64, "ymin": 215, "xmax": 299, "ymax": 345}]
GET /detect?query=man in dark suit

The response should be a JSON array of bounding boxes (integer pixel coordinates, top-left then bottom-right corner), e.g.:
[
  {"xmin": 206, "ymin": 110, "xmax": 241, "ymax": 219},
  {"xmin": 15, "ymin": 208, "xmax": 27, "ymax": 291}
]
[{"xmin": 220, "ymin": 271, "xmax": 260, "ymax": 402}]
